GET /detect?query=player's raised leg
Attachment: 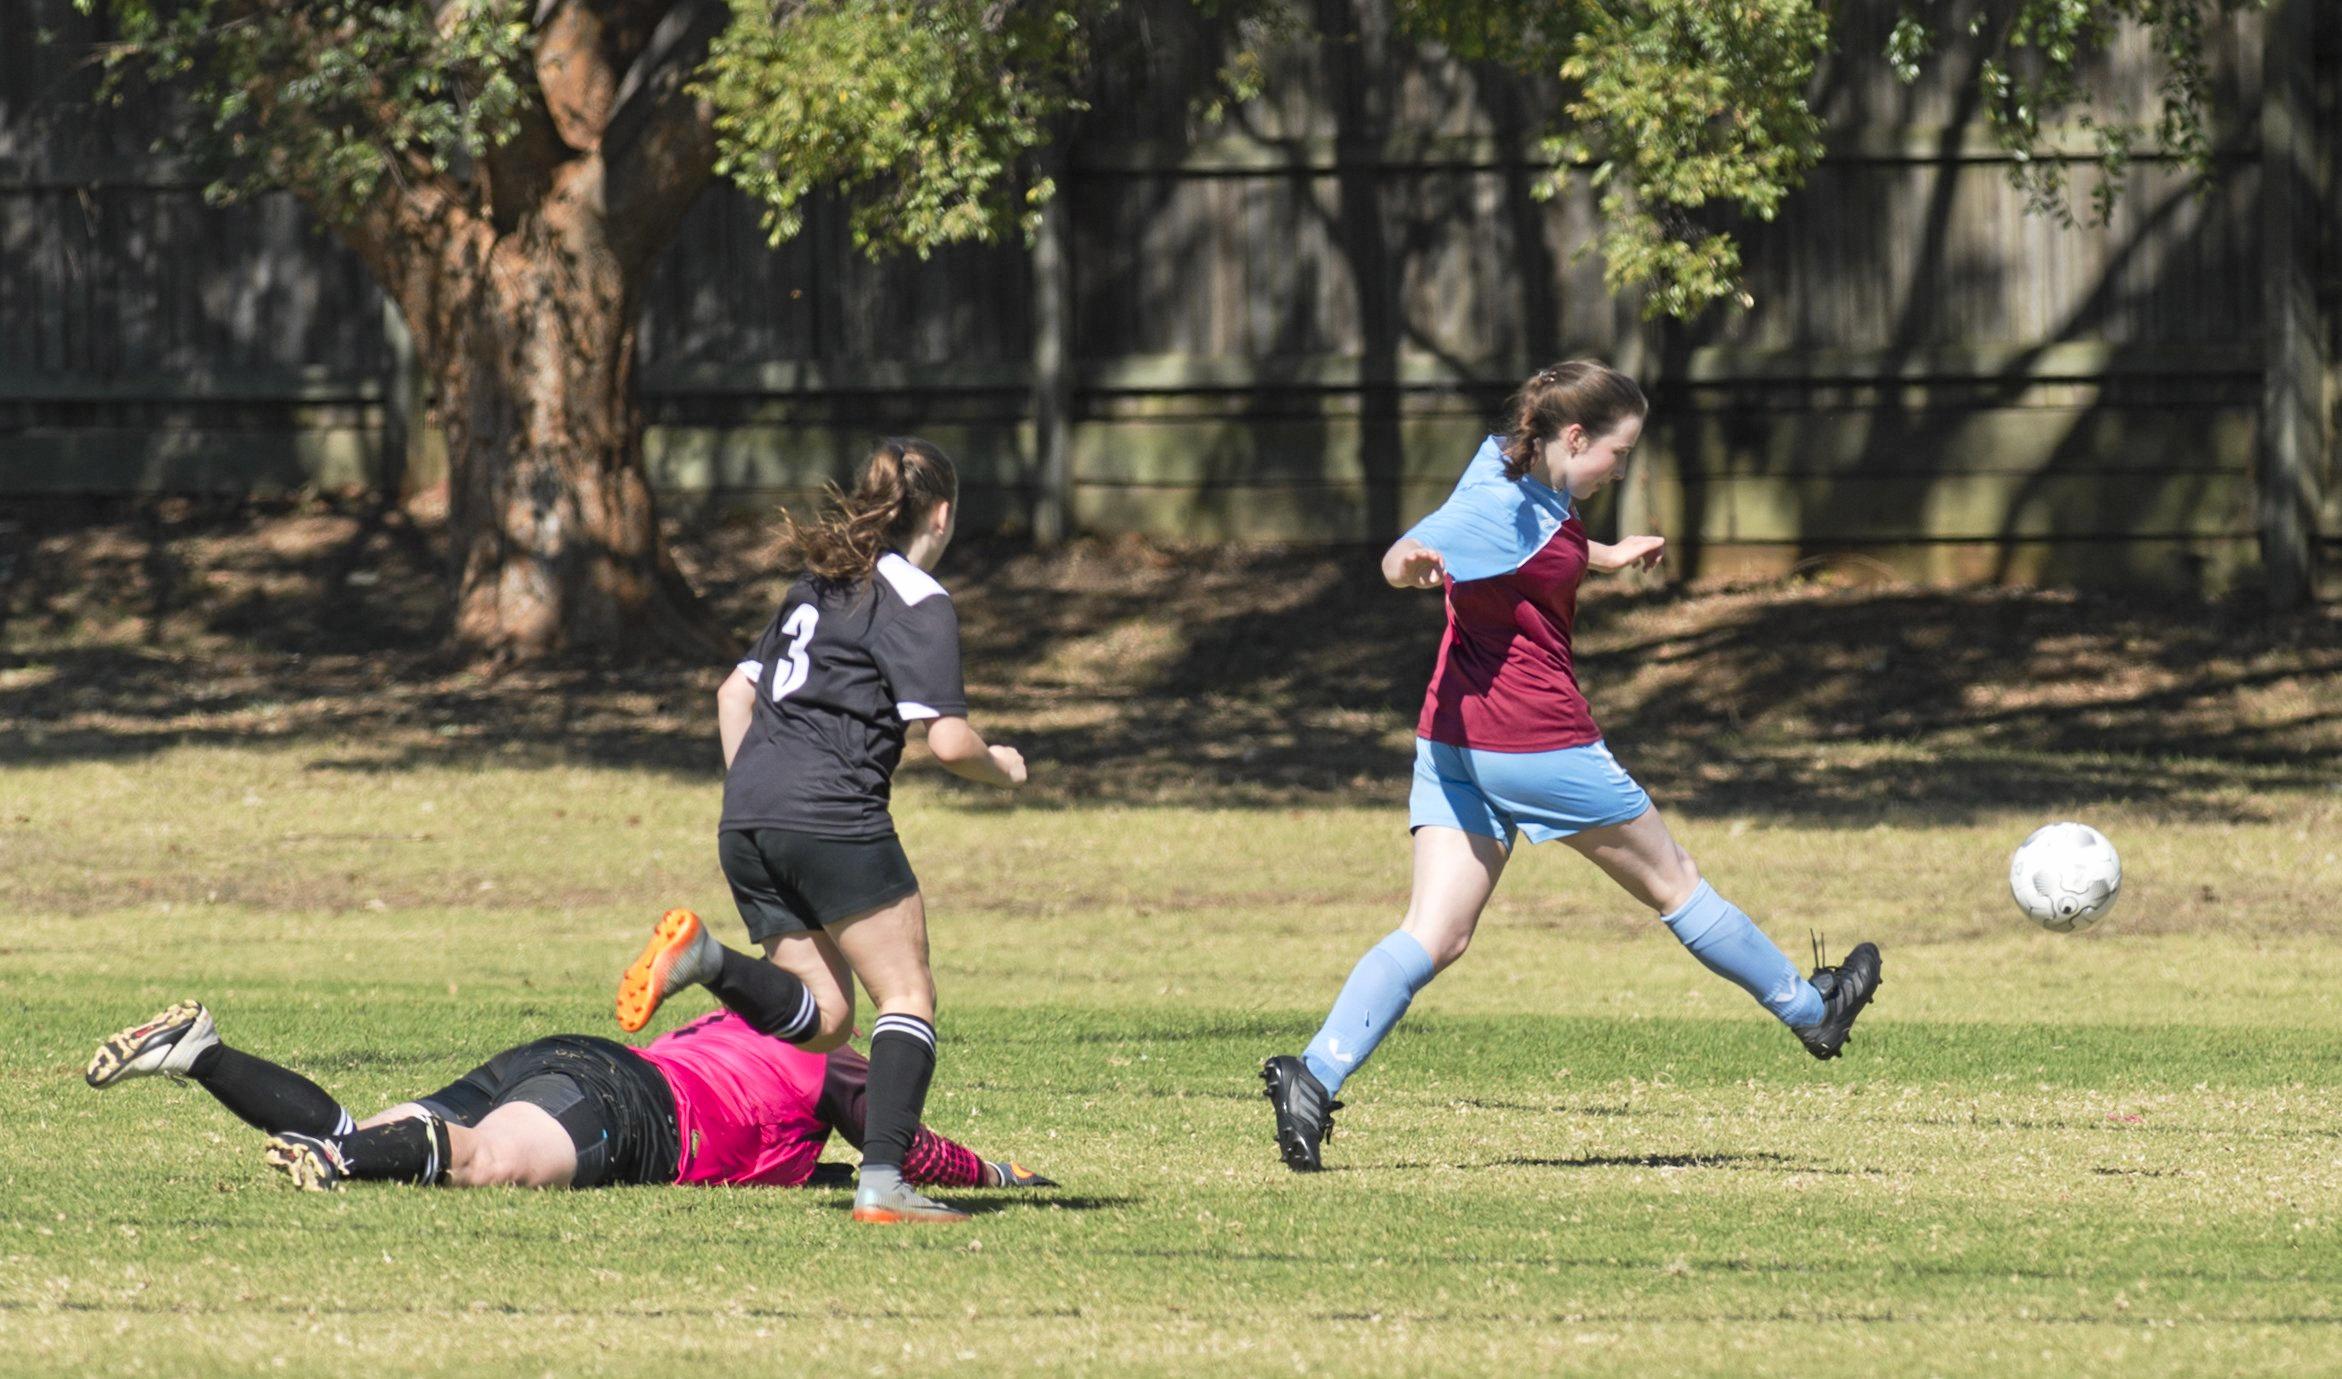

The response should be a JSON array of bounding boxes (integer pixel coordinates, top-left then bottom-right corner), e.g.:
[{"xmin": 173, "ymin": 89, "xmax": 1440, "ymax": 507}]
[
  {"xmin": 615, "ymin": 903, "xmax": 838, "ymax": 1047},
  {"xmin": 672, "ymin": 829, "xmax": 869, "ymax": 1052},
  {"xmin": 758, "ymin": 929, "xmax": 856, "ymax": 1052},
  {"xmin": 1564, "ymin": 806, "xmax": 1881, "ymax": 1058},
  {"xmin": 88, "ymin": 1001, "xmax": 358, "ymax": 1138},
  {"xmin": 616, "ymin": 908, "xmax": 725, "ymax": 1033},
  {"xmin": 1264, "ymin": 825, "xmax": 1508, "ymax": 1171}
]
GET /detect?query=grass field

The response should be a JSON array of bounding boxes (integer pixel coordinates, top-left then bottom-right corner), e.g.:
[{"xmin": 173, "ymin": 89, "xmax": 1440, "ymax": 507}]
[
  {"xmin": 5, "ymin": 507, "xmax": 2341, "ymax": 1375},
  {"xmin": 5, "ymin": 746, "xmax": 2340, "ymax": 1378}
]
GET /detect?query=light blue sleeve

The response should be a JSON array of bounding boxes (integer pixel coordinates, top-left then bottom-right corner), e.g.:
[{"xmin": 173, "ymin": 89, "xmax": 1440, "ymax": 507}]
[{"xmin": 1399, "ymin": 436, "xmax": 1572, "ymax": 583}]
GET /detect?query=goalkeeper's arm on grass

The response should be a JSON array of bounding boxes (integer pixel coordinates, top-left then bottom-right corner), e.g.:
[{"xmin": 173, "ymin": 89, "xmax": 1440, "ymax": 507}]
[{"xmin": 814, "ymin": 1046, "xmax": 1056, "ymax": 1188}]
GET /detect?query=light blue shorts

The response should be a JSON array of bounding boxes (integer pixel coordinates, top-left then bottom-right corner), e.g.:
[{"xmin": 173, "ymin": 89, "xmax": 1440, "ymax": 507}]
[{"xmin": 1408, "ymin": 737, "xmax": 1653, "ymax": 848}]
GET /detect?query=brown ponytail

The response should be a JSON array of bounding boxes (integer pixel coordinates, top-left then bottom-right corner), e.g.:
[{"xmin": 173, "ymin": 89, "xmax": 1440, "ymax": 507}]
[
  {"xmin": 775, "ymin": 437, "xmax": 960, "ymax": 584},
  {"xmin": 1500, "ymin": 360, "xmax": 1647, "ymax": 481}
]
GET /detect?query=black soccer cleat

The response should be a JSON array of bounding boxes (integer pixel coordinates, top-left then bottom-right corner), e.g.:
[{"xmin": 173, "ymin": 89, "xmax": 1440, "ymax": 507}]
[
  {"xmin": 1795, "ymin": 940, "xmax": 1883, "ymax": 1061},
  {"xmin": 1261, "ymin": 1054, "xmax": 1342, "ymax": 1172},
  {"xmin": 990, "ymin": 1160, "xmax": 1060, "ymax": 1189}
]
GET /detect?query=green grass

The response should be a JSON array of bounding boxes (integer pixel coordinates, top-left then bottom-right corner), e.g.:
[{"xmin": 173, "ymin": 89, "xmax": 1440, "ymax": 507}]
[{"xmin": 4, "ymin": 746, "xmax": 2341, "ymax": 1377}]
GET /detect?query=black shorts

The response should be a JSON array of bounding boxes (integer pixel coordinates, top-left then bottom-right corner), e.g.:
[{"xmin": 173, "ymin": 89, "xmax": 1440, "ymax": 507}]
[
  {"xmin": 413, "ymin": 1035, "xmax": 681, "ymax": 1188},
  {"xmin": 718, "ymin": 827, "xmax": 919, "ymax": 942}
]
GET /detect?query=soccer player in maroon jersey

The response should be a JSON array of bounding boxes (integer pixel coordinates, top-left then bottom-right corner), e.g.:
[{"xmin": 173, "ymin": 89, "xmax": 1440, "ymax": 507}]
[
  {"xmin": 1262, "ymin": 361, "xmax": 1883, "ymax": 1171},
  {"xmin": 86, "ymin": 998, "xmax": 1056, "ymax": 1195}
]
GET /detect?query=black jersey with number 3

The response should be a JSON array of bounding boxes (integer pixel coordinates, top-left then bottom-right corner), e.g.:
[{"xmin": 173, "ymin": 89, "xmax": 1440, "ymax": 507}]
[{"xmin": 721, "ymin": 553, "xmax": 969, "ymax": 838}]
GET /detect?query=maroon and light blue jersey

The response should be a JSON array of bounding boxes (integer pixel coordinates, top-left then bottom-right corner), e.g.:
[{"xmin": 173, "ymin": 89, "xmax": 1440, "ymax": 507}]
[{"xmin": 1404, "ymin": 436, "xmax": 1600, "ymax": 754}]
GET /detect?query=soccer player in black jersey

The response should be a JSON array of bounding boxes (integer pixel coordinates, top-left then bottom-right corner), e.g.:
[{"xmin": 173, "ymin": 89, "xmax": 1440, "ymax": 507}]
[{"xmin": 615, "ymin": 437, "xmax": 1026, "ymax": 1224}]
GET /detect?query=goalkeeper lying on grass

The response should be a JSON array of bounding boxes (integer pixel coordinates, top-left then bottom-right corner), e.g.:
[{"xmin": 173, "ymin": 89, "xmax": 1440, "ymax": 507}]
[{"xmin": 86, "ymin": 995, "xmax": 1056, "ymax": 1199}]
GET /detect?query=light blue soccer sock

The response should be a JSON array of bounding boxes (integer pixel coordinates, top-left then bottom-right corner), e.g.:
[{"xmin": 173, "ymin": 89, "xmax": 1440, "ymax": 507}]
[
  {"xmin": 1661, "ymin": 881, "xmax": 1825, "ymax": 1028},
  {"xmin": 1301, "ymin": 931, "xmax": 1438, "ymax": 1096}
]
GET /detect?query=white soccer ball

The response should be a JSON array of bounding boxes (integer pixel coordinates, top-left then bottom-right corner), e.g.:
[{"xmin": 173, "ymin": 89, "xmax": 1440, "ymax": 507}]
[{"xmin": 2008, "ymin": 822, "xmax": 2122, "ymax": 932}]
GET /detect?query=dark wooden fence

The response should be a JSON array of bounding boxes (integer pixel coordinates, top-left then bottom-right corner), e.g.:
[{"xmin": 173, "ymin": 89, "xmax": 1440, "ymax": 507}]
[{"xmin": 2, "ymin": 0, "xmax": 2334, "ymax": 593}]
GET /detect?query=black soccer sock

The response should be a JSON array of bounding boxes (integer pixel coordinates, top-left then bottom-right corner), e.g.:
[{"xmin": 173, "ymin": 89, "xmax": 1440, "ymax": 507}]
[
  {"xmin": 186, "ymin": 1044, "xmax": 354, "ymax": 1138},
  {"xmin": 336, "ymin": 1115, "xmax": 452, "ymax": 1185},
  {"xmin": 708, "ymin": 948, "xmax": 821, "ymax": 1044},
  {"xmin": 859, "ymin": 1014, "xmax": 937, "ymax": 1172}
]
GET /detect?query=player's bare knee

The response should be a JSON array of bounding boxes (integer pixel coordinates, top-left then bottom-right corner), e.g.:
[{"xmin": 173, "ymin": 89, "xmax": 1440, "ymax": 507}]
[
  {"xmin": 876, "ymin": 975, "xmax": 939, "ymax": 1021},
  {"xmin": 1402, "ymin": 915, "xmax": 1471, "ymax": 969},
  {"xmin": 445, "ymin": 1132, "xmax": 505, "ymax": 1188},
  {"xmin": 460, "ymin": 1137, "xmax": 554, "ymax": 1189},
  {"xmin": 798, "ymin": 1020, "xmax": 852, "ymax": 1054},
  {"xmin": 799, "ymin": 997, "xmax": 855, "ymax": 1053}
]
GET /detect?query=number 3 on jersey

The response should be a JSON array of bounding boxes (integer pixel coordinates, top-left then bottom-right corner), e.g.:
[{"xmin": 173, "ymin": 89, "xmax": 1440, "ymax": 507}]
[{"xmin": 768, "ymin": 605, "xmax": 819, "ymax": 702}]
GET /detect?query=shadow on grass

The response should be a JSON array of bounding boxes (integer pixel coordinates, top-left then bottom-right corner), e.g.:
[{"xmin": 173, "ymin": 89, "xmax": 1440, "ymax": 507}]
[
  {"xmin": 798, "ymin": 1173, "xmax": 1139, "ymax": 1216},
  {"xmin": 5, "ymin": 498, "xmax": 2338, "ymax": 822},
  {"xmin": 1338, "ymin": 1151, "xmax": 1867, "ymax": 1175},
  {"xmin": 960, "ymin": 1193, "xmax": 1140, "ymax": 1214},
  {"xmin": 1475, "ymin": 1152, "xmax": 1868, "ymax": 1175}
]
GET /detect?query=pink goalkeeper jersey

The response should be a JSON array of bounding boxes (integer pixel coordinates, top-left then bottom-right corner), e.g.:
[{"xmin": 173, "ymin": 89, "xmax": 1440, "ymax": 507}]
[{"xmin": 634, "ymin": 1012, "xmax": 832, "ymax": 1186}]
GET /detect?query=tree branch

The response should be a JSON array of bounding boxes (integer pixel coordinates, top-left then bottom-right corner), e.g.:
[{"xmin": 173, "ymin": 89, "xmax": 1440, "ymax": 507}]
[
  {"xmin": 530, "ymin": 2, "xmax": 623, "ymax": 152},
  {"xmin": 483, "ymin": 89, "xmax": 579, "ymax": 230},
  {"xmin": 521, "ymin": 0, "xmax": 680, "ymax": 146},
  {"xmin": 333, "ymin": 165, "xmax": 488, "ymax": 356},
  {"xmin": 601, "ymin": 0, "xmax": 734, "ymax": 270},
  {"xmin": 589, "ymin": 0, "xmax": 686, "ymax": 69},
  {"xmin": 200, "ymin": 2, "xmax": 477, "ymax": 334}
]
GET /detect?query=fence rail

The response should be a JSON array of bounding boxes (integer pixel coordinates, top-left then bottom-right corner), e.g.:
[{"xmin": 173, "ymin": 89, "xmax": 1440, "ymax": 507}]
[{"xmin": 0, "ymin": 0, "xmax": 2330, "ymax": 595}]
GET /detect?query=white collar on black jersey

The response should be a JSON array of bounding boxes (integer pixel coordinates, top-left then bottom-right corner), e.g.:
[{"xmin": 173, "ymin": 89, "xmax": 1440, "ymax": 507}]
[{"xmin": 876, "ymin": 551, "xmax": 950, "ymax": 605}]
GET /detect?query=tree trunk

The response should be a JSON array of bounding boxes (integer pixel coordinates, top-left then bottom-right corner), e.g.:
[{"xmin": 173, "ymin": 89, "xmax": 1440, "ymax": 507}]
[
  {"xmin": 305, "ymin": 0, "xmax": 734, "ymax": 664},
  {"xmin": 402, "ymin": 169, "xmax": 730, "ymax": 663}
]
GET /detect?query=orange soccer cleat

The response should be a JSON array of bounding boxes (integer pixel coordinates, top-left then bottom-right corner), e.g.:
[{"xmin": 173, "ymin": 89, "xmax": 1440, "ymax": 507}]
[{"xmin": 615, "ymin": 908, "xmax": 722, "ymax": 1033}]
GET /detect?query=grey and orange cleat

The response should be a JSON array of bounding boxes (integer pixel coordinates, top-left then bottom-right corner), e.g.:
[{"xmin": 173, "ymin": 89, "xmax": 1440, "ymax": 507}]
[
  {"xmin": 86, "ymin": 1001, "xmax": 219, "ymax": 1089},
  {"xmin": 615, "ymin": 908, "xmax": 724, "ymax": 1033},
  {"xmin": 1795, "ymin": 941, "xmax": 1883, "ymax": 1061},
  {"xmin": 263, "ymin": 1132, "xmax": 349, "ymax": 1192},
  {"xmin": 851, "ymin": 1169, "xmax": 971, "ymax": 1224},
  {"xmin": 1260, "ymin": 1054, "xmax": 1342, "ymax": 1172}
]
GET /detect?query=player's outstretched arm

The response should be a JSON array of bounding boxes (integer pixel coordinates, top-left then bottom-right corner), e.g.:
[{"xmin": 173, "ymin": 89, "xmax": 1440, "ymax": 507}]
[
  {"xmin": 902, "ymin": 1125, "xmax": 1059, "ymax": 1189},
  {"xmin": 1381, "ymin": 538, "xmax": 1447, "ymax": 589},
  {"xmin": 1587, "ymin": 535, "xmax": 1666, "ymax": 574},
  {"xmin": 923, "ymin": 715, "xmax": 1026, "ymax": 788}
]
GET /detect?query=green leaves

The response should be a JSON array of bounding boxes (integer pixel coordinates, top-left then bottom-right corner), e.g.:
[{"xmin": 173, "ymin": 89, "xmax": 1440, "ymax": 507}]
[
  {"xmin": 1556, "ymin": 0, "xmax": 1828, "ymax": 318},
  {"xmin": 699, "ymin": 0, "xmax": 1092, "ymax": 256},
  {"xmin": 1402, "ymin": 0, "xmax": 1830, "ymax": 319},
  {"xmin": 76, "ymin": 0, "xmax": 532, "ymax": 220},
  {"xmin": 1406, "ymin": 0, "xmax": 2244, "ymax": 318},
  {"xmin": 66, "ymin": 0, "xmax": 2252, "ymax": 319},
  {"xmin": 1897, "ymin": 0, "xmax": 2256, "ymax": 227}
]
